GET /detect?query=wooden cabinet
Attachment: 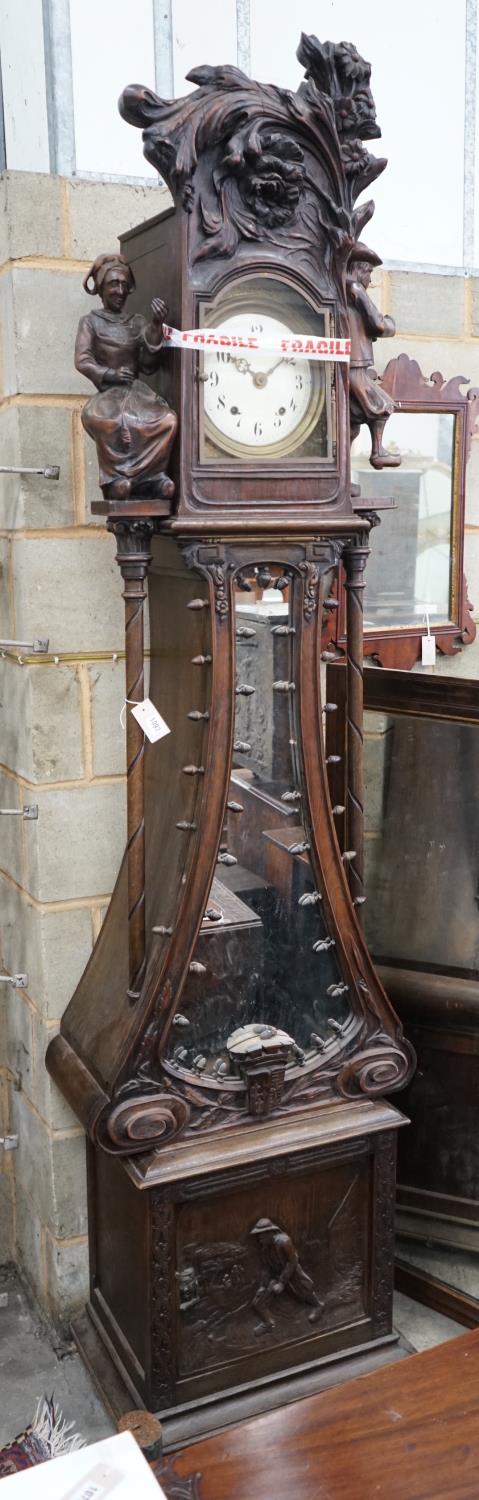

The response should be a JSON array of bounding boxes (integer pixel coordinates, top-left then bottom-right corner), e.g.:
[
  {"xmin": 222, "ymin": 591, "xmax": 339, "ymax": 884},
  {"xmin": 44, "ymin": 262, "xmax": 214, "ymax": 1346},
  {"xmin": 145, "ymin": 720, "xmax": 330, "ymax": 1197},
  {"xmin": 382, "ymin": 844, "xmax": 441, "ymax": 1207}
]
[{"xmin": 47, "ymin": 32, "xmax": 413, "ymax": 1443}]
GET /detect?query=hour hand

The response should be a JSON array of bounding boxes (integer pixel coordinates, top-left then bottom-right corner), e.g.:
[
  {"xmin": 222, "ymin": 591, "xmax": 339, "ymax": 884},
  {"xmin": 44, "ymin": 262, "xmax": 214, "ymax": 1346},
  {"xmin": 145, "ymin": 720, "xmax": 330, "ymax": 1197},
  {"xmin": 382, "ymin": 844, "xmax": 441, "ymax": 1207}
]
[{"xmin": 230, "ymin": 356, "xmax": 254, "ymax": 375}]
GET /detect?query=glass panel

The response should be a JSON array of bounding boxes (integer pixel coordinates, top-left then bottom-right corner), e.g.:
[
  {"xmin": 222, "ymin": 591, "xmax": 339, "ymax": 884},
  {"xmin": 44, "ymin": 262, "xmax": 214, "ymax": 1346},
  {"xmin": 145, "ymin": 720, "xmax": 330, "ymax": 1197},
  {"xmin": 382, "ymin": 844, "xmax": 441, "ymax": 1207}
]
[
  {"xmin": 396, "ymin": 1239, "xmax": 479, "ymax": 1308},
  {"xmin": 352, "ymin": 412, "xmax": 455, "ymax": 629},
  {"xmin": 165, "ymin": 568, "xmax": 352, "ymax": 1086},
  {"xmin": 364, "ymin": 710, "xmax": 479, "ymax": 975},
  {"xmin": 199, "ymin": 275, "xmax": 333, "ymax": 463}
]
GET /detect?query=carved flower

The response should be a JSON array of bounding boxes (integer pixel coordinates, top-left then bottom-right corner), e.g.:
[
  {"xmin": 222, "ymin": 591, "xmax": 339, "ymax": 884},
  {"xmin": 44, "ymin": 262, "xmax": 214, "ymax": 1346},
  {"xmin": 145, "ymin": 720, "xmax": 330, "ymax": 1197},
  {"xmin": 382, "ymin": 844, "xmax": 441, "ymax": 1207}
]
[{"xmin": 232, "ymin": 130, "xmax": 306, "ymax": 228}]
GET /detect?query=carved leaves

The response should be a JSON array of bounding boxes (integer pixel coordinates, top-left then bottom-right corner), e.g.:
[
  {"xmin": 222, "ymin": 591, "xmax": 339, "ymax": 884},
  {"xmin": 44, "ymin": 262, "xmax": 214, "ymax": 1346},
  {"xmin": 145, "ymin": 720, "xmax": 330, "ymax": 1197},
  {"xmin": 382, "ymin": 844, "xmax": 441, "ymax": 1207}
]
[{"xmin": 119, "ymin": 34, "xmax": 386, "ymax": 269}]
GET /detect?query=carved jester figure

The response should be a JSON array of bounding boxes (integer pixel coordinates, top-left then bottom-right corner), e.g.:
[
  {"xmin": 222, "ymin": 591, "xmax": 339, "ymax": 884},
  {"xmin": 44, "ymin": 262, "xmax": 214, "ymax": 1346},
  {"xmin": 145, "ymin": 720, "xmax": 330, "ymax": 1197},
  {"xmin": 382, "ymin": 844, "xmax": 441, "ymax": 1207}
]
[
  {"xmin": 48, "ymin": 30, "xmax": 414, "ymax": 1442},
  {"xmin": 75, "ymin": 253, "xmax": 178, "ymax": 503},
  {"xmin": 346, "ymin": 243, "xmax": 399, "ymax": 468}
]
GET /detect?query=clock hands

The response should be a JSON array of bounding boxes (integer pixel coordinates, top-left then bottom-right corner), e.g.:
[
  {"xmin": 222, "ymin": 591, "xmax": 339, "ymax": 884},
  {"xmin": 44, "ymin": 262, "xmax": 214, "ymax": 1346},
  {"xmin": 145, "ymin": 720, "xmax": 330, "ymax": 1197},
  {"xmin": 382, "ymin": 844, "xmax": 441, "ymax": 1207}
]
[{"xmin": 229, "ymin": 354, "xmax": 293, "ymax": 388}]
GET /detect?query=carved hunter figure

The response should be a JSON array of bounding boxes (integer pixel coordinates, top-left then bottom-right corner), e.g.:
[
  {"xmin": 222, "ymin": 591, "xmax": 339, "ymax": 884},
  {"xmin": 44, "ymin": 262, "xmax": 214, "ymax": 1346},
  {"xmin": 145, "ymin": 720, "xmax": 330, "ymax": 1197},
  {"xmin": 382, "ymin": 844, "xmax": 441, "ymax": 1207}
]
[
  {"xmin": 75, "ymin": 253, "xmax": 178, "ymax": 502},
  {"xmin": 347, "ymin": 242, "xmax": 399, "ymax": 469}
]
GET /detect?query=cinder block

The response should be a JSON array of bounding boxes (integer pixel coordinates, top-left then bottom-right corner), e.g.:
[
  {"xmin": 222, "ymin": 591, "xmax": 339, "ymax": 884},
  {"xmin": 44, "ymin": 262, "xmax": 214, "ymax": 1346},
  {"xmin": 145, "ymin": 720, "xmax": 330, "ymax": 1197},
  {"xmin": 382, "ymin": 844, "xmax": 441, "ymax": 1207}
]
[
  {"xmin": 0, "ymin": 883, "xmax": 93, "ymax": 1020},
  {"xmin": 0, "ymin": 1174, "xmax": 14, "ymax": 1263},
  {"xmin": 88, "ymin": 659, "xmax": 127, "ymax": 777},
  {"xmin": 0, "ymin": 404, "xmax": 75, "ymax": 530},
  {"xmin": 30, "ymin": 1011, "xmax": 79, "ymax": 1131},
  {"xmin": 24, "ymin": 781, "xmax": 126, "ymax": 902},
  {"xmin": 0, "ymin": 536, "xmax": 14, "ymax": 637},
  {"xmin": 375, "ymin": 338, "xmax": 479, "ymax": 388},
  {"xmin": 6, "ymin": 987, "xmax": 33, "ymax": 1099},
  {"xmin": 44, "ymin": 1232, "xmax": 89, "ymax": 1321},
  {"xmin": 388, "ymin": 272, "xmax": 465, "ymax": 339},
  {"xmin": 83, "ymin": 427, "xmax": 101, "ymax": 520},
  {"xmin": 12, "ymin": 534, "xmax": 123, "ymax": 654},
  {"xmin": 14, "ymin": 1184, "xmax": 44, "ymax": 1295},
  {"xmin": 463, "ymin": 530, "xmax": 479, "ymax": 620},
  {"xmin": 10, "ymin": 1090, "xmax": 87, "ymax": 1239},
  {"xmin": 9, "ymin": 267, "xmax": 93, "ymax": 396},
  {"xmin": 0, "ymin": 172, "xmax": 64, "ymax": 262},
  {"xmin": 0, "ymin": 772, "xmax": 24, "ymax": 886},
  {"xmin": 470, "ymin": 277, "xmax": 479, "ymax": 338},
  {"xmin": 465, "ymin": 435, "xmax": 479, "ymax": 528},
  {"xmin": 66, "ymin": 177, "xmax": 168, "ymax": 262},
  {"xmin": 1, "ymin": 659, "xmax": 84, "ymax": 782},
  {"xmin": 0, "ymin": 271, "xmax": 17, "ymax": 394}
]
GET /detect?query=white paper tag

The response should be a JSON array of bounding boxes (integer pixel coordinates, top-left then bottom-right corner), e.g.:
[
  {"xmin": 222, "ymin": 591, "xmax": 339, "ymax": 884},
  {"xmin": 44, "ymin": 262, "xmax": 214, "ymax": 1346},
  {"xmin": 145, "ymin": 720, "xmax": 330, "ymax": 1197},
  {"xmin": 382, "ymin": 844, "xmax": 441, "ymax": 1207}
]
[
  {"xmin": 130, "ymin": 698, "xmax": 170, "ymax": 743},
  {"xmin": 422, "ymin": 633, "xmax": 436, "ymax": 665}
]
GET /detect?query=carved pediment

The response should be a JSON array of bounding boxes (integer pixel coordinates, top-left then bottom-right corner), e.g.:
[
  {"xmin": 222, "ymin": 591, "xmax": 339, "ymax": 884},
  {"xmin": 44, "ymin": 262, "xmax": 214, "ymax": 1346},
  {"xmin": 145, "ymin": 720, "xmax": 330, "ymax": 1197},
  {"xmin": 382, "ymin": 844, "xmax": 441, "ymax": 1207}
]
[{"xmin": 119, "ymin": 33, "xmax": 386, "ymax": 275}]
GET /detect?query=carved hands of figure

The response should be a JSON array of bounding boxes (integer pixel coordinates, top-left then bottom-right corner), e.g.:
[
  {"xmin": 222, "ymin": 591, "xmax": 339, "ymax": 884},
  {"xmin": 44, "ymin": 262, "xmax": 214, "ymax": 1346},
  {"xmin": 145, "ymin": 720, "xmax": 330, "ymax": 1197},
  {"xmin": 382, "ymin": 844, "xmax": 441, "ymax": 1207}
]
[
  {"xmin": 119, "ymin": 35, "xmax": 387, "ymax": 271},
  {"xmin": 75, "ymin": 254, "xmax": 177, "ymax": 505},
  {"xmin": 346, "ymin": 242, "xmax": 400, "ymax": 471}
]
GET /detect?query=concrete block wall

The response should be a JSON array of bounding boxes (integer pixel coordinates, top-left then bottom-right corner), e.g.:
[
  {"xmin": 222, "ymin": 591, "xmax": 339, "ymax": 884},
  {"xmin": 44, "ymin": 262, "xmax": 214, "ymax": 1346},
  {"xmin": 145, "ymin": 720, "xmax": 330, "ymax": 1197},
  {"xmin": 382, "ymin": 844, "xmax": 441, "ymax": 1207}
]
[{"xmin": 0, "ymin": 170, "xmax": 167, "ymax": 1326}]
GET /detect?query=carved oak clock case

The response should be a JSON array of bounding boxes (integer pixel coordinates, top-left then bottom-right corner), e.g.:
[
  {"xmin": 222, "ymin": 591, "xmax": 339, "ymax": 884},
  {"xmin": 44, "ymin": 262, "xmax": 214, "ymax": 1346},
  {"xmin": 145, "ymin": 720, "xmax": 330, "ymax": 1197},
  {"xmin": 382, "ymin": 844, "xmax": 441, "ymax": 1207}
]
[{"xmin": 47, "ymin": 34, "xmax": 414, "ymax": 1444}]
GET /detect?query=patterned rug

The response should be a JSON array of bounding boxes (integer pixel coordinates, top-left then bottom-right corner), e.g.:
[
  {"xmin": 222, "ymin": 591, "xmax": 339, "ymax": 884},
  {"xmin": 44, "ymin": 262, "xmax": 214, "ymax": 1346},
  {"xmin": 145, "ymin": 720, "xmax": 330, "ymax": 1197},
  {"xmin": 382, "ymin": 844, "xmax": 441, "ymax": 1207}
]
[{"xmin": 0, "ymin": 1396, "xmax": 84, "ymax": 1477}]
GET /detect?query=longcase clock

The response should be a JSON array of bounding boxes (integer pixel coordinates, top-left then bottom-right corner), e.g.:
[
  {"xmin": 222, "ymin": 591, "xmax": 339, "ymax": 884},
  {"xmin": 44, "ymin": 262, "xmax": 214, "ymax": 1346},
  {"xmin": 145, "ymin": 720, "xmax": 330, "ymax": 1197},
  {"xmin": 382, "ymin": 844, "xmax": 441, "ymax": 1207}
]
[{"xmin": 47, "ymin": 33, "xmax": 414, "ymax": 1444}]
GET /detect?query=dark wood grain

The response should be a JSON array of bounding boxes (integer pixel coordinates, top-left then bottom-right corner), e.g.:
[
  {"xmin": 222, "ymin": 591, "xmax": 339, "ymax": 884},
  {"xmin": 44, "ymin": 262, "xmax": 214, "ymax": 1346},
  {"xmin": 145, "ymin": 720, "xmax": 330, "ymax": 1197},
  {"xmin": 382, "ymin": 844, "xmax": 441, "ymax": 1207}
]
[{"xmin": 166, "ymin": 1329, "xmax": 479, "ymax": 1499}]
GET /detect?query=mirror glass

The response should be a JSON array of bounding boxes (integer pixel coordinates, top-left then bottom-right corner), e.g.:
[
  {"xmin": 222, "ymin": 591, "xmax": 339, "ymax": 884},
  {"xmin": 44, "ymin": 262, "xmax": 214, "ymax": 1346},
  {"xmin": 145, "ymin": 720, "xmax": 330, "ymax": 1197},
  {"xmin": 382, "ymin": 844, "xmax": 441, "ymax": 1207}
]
[
  {"xmin": 395, "ymin": 1238, "xmax": 479, "ymax": 1307},
  {"xmin": 363, "ymin": 709, "xmax": 479, "ymax": 975},
  {"xmin": 164, "ymin": 568, "xmax": 352, "ymax": 1085},
  {"xmin": 351, "ymin": 411, "xmax": 455, "ymax": 630}
]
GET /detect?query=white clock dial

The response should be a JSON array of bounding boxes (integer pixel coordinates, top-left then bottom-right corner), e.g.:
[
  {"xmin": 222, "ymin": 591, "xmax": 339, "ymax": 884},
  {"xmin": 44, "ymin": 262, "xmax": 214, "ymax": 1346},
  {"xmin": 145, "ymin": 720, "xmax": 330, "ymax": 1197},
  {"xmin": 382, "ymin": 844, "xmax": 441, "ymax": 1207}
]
[{"xmin": 203, "ymin": 310, "xmax": 317, "ymax": 457}]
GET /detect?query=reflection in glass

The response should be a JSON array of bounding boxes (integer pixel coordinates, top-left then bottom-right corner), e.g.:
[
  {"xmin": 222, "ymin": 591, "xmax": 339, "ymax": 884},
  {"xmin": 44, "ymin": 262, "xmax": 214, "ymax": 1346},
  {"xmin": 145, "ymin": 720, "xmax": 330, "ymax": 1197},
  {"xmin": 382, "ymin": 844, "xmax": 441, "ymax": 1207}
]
[
  {"xmin": 364, "ymin": 711, "xmax": 479, "ymax": 975},
  {"xmin": 165, "ymin": 569, "xmax": 352, "ymax": 1085},
  {"xmin": 352, "ymin": 412, "xmax": 455, "ymax": 629},
  {"xmin": 396, "ymin": 1238, "xmax": 479, "ymax": 1306}
]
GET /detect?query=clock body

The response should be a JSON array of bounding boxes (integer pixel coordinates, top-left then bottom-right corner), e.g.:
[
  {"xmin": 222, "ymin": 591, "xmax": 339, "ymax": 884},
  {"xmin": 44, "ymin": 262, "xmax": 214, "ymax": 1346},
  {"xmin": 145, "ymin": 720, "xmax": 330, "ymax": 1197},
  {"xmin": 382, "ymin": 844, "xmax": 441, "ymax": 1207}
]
[
  {"xmin": 120, "ymin": 207, "xmax": 350, "ymax": 524},
  {"xmin": 46, "ymin": 37, "xmax": 415, "ymax": 1443}
]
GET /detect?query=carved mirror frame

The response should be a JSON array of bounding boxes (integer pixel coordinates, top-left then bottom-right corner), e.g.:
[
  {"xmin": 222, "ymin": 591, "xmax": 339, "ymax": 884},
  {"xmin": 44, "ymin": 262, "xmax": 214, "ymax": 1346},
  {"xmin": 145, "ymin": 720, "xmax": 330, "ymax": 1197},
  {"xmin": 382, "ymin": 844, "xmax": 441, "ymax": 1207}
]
[{"xmin": 324, "ymin": 353, "xmax": 479, "ymax": 668}]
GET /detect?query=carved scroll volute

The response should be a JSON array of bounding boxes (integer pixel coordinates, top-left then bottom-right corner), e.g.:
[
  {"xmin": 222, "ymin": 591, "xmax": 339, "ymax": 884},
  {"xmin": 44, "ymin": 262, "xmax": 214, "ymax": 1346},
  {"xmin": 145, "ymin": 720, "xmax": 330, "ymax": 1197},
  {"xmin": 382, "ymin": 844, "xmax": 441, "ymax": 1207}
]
[{"xmin": 100, "ymin": 1092, "xmax": 190, "ymax": 1156}]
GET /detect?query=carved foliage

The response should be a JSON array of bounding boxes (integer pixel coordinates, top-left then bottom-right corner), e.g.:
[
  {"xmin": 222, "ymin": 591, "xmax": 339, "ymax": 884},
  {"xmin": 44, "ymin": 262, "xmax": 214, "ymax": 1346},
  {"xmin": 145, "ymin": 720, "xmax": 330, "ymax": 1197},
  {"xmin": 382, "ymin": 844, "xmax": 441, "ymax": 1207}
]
[
  {"xmin": 119, "ymin": 35, "xmax": 386, "ymax": 268},
  {"xmin": 150, "ymin": 1195, "xmax": 176, "ymax": 1410},
  {"xmin": 371, "ymin": 1132, "xmax": 396, "ymax": 1335},
  {"xmin": 298, "ymin": 560, "xmax": 321, "ymax": 620}
]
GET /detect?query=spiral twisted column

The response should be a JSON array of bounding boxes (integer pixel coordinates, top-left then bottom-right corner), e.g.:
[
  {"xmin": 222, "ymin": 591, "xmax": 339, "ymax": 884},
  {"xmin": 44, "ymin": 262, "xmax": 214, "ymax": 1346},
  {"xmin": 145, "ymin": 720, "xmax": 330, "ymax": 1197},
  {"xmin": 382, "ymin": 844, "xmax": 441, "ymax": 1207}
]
[
  {"xmin": 110, "ymin": 520, "xmax": 154, "ymax": 1002},
  {"xmin": 343, "ymin": 536, "xmax": 369, "ymax": 920}
]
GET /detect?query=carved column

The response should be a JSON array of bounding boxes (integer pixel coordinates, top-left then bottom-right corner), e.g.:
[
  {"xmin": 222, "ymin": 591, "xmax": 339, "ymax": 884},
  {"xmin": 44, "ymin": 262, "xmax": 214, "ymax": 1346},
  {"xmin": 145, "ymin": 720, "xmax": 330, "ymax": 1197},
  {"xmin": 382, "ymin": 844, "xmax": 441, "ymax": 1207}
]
[
  {"xmin": 110, "ymin": 519, "xmax": 154, "ymax": 1001},
  {"xmin": 342, "ymin": 536, "xmax": 369, "ymax": 919}
]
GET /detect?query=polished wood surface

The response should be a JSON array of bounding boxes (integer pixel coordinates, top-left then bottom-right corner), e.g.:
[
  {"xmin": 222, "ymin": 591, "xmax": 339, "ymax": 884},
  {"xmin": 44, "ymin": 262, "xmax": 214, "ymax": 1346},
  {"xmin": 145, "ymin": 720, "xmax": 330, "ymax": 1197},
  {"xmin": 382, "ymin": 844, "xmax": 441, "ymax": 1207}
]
[{"xmin": 165, "ymin": 1329, "xmax": 479, "ymax": 1499}]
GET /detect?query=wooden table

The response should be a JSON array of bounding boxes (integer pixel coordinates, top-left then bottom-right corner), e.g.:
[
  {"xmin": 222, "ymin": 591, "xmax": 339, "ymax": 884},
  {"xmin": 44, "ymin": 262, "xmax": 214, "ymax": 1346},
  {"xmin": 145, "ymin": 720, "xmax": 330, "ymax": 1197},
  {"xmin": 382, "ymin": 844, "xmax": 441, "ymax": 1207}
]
[{"xmin": 158, "ymin": 1329, "xmax": 479, "ymax": 1499}]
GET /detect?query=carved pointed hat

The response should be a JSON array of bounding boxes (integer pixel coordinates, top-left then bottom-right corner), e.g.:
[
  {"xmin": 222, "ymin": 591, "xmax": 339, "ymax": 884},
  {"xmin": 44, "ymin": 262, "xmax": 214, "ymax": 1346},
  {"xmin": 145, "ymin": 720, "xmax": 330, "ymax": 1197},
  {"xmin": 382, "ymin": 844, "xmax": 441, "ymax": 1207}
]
[{"xmin": 348, "ymin": 241, "xmax": 382, "ymax": 268}]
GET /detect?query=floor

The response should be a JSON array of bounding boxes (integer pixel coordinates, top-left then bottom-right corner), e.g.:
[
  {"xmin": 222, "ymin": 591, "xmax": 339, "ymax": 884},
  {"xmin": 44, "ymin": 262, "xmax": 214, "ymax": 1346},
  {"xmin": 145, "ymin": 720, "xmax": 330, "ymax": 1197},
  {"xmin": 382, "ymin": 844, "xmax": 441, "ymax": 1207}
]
[{"xmin": 0, "ymin": 1264, "xmax": 466, "ymax": 1450}]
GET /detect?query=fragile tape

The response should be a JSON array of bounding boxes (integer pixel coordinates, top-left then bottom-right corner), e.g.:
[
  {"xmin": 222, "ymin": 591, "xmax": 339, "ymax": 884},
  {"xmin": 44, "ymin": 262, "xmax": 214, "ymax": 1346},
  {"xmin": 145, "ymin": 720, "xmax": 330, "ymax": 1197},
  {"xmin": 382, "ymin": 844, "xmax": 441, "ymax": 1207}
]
[{"xmin": 162, "ymin": 325, "xmax": 350, "ymax": 362}]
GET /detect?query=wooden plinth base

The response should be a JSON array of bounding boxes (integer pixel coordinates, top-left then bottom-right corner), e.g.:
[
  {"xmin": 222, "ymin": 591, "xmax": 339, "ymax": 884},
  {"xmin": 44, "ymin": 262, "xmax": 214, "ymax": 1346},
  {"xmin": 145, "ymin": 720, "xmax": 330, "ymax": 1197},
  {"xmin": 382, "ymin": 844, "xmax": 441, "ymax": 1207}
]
[
  {"xmin": 72, "ymin": 1306, "xmax": 414, "ymax": 1452},
  {"xmin": 91, "ymin": 496, "xmax": 172, "ymax": 518}
]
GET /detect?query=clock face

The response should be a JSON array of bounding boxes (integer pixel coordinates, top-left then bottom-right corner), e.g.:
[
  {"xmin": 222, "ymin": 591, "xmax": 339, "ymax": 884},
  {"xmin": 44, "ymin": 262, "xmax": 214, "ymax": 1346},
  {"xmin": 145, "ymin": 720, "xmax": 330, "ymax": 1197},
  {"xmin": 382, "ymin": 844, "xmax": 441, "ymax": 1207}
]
[
  {"xmin": 203, "ymin": 312, "xmax": 317, "ymax": 457},
  {"xmin": 199, "ymin": 279, "xmax": 331, "ymax": 463}
]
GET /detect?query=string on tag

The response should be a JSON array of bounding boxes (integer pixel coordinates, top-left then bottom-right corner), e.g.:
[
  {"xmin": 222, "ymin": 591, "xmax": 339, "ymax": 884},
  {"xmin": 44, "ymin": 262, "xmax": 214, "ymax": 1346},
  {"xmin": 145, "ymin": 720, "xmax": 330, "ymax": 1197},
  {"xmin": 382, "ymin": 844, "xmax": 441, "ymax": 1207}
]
[{"xmin": 120, "ymin": 698, "xmax": 141, "ymax": 730}]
